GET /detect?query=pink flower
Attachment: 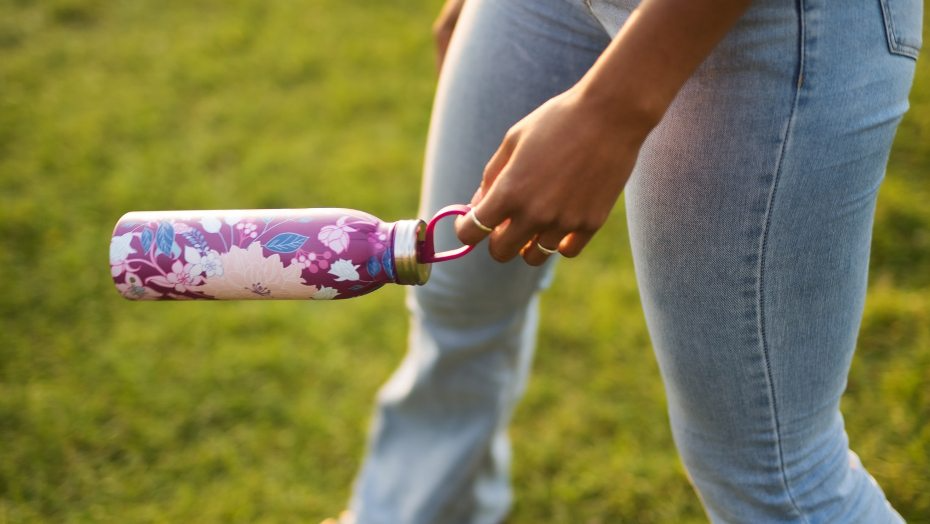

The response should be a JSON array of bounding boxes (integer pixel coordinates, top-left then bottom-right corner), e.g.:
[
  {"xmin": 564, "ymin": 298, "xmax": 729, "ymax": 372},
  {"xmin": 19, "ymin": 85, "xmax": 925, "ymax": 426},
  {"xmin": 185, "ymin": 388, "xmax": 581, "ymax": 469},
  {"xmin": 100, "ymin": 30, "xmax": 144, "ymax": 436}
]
[
  {"xmin": 198, "ymin": 242, "xmax": 318, "ymax": 300},
  {"xmin": 149, "ymin": 260, "xmax": 204, "ymax": 293},
  {"xmin": 318, "ymin": 216, "xmax": 357, "ymax": 254}
]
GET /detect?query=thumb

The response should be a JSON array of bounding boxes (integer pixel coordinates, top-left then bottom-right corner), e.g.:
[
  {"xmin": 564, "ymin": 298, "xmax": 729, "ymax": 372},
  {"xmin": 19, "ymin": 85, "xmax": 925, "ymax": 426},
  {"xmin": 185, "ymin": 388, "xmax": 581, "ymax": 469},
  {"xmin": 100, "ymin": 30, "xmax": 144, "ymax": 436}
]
[
  {"xmin": 480, "ymin": 132, "xmax": 516, "ymax": 193},
  {"xmin": 454, "ymin": 135, "xmax": 517, "ymax": 243}
]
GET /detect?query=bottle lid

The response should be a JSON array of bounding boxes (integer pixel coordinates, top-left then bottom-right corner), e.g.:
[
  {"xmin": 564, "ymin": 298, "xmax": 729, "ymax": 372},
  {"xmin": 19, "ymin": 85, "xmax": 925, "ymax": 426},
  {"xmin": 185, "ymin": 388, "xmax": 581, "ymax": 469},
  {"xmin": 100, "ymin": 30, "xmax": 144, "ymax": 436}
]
[
  {"xmin": 392, "ymin": 219, "xmax": 431, "ymax": 285},
  {"xmin": 392, "ymin": 205, "xmax": 476, "ymax": 286}
]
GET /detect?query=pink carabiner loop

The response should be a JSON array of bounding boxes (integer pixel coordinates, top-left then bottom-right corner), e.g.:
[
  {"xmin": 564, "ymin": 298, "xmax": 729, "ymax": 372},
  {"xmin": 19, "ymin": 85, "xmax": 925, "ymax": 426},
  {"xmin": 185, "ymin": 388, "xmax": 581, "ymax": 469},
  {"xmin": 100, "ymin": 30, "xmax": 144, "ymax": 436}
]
[{"xmin": 419, "ymin": 204, "xmax": 476, "ymax": 263}]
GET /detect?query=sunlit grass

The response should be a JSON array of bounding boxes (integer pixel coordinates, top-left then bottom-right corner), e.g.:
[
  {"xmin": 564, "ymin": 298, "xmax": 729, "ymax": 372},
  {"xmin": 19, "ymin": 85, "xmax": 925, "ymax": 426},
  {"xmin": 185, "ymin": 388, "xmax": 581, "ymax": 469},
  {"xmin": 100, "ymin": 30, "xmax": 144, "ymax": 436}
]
[{"xmin": 0, "ymin": 1, "xmax": 927, "ymax": 522}]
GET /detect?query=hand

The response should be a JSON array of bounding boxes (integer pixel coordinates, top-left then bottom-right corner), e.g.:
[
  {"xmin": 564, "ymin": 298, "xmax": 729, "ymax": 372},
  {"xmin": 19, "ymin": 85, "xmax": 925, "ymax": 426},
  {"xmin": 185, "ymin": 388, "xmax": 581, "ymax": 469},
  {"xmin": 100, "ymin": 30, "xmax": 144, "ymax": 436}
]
[
  {"xmin": 454, "ymin": 86, "xmax": 653, "ymax": 266},
  {"xmin": 432, "ymin": 0, "xmax": 466, "ymax": 73}
]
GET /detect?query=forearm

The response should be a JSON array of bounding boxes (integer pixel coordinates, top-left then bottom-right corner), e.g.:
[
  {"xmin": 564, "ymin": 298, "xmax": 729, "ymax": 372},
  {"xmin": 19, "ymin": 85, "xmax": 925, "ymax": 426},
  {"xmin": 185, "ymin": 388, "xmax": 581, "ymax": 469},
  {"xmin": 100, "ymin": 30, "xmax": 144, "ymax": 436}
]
[
  {"xmin": 576, "ymin": 0, "xmax": 753, "ymax": 136},
  {"xmin": 454, "ymin": 0, "xmax": 754, "ymax": 262}
]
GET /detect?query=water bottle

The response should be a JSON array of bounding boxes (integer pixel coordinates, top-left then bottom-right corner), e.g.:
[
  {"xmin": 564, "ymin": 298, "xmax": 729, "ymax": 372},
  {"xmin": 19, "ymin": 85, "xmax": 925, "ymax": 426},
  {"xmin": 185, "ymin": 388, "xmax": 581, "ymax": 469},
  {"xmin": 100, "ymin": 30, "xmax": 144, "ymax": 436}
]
[{"xmin": 109, "ymin": 205, "xmax": 473, "ymax": 300}]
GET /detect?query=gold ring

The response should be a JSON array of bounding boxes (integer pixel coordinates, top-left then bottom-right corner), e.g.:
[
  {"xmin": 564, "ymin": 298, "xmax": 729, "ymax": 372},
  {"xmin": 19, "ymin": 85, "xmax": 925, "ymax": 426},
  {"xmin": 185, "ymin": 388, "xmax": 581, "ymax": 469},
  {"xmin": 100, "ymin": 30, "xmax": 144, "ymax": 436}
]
[
  {"xmin": 535, "ymin": 242, "xmax": 559, "ymax": 256},
  {"xmin": 467, "ymin": 209, "xmax": 493, "ymax": 233}
]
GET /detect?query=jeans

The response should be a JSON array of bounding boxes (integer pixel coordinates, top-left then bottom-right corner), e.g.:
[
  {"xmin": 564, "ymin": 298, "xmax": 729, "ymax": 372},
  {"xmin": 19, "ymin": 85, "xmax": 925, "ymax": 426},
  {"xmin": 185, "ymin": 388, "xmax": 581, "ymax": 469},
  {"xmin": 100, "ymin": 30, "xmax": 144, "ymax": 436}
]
[{"xmin": 350, "ymin": 0, "xmax": 921, "ymax": 522}]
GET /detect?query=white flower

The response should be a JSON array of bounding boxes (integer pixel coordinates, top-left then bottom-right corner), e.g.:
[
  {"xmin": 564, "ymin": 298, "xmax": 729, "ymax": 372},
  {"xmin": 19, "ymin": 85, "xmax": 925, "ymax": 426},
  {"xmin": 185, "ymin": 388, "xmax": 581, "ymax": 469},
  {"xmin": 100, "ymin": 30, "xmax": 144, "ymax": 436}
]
[
  {"xmin": 200, "ymin": 216, "xmax": 223, "ymax": 233},
  {"xmin": 312, "ymin": 286, "xmax": 339, "ymax": 300},
  {"xmin": 328, "ymin": 258, "xmax": 360, "ymax": 281},
  {"xmin": 199, "ymin": 242, "xmax": 318, "ymax": 300},
  {"xmin": 224, "ymin": 215, "xmax": 242, "ymax": 226},
  {"xmin": 185, "ymin": 246, "xmax": 224, "ymax": 277},
  {"xmin": 110, "ymin": 232, "xmax": 136, "ymax": 264},
  {"xmin": 318, "ymin": 216, "xmax": 357, "ymax": 254}
]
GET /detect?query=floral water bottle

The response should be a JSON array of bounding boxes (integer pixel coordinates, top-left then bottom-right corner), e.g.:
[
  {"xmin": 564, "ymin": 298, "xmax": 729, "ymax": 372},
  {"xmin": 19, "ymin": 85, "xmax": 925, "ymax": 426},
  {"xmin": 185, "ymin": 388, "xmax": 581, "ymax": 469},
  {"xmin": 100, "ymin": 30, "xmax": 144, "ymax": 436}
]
[{"xmin": 109, "ymin": 205, "xmax": 473, "ymax": 301}]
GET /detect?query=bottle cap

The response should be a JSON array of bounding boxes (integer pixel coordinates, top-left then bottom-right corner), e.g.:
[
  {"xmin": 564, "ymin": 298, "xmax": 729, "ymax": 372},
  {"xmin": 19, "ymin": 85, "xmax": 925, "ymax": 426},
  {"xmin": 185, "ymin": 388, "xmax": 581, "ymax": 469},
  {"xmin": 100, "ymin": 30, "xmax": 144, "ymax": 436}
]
[
  {"xmin": 392, "ymin": 219, "xmax": 431, "ymax": 285},
  {"xmin": 391, "ymin": 205, "xmax": 475, "ymax": 286}
]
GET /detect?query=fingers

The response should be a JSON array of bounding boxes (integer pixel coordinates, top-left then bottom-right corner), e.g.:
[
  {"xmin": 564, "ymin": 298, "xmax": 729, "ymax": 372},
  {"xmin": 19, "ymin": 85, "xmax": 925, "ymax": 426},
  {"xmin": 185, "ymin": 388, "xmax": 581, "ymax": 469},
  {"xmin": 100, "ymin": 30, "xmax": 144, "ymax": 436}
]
[
  {"xmin": 454, "ymin": 135, "xmax": 517, "ymax": 245},
  {"xmin": 434, "ymin": 23, "xmax": 455, "ymax": 71},
  {"xmin": 486, "ymin": 216, "xmax": 538, "ymax": 262},
  {"xmin": 433, "ymin": 0, "xmax": 465, "ymax": 73},
  {"xmin": 480, "ymin": 133, "xmax": 516, "ymax": 192},
  {"xmin": 435, "ymin": 40, "xmax": 450, "ymax": 72},
  {"xmin": 559, "ymin": 231, "xmax": 594, "ymax": 258},
  {"xmin": 455, "ymin": 196, "xmax": 597, "ymax": 262},
  {"xmin": 521, "ymin": 230, "xmax": 567, "ymax": 266},
  {"xmin": 454, "ymin": 207, "xmax": 495, "ymax": 247},
  {"xmin": 452, "ymin": 127, "xmax": 601, "ymax": 263}
]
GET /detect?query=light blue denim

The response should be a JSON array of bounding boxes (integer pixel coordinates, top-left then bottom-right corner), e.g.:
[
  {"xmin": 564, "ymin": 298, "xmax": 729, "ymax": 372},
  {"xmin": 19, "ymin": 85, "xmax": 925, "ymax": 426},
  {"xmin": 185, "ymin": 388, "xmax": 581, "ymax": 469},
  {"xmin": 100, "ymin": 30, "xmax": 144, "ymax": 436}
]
[{"xmin": 350, "ymin": 0, "xmax": 921, "ymax": 522}]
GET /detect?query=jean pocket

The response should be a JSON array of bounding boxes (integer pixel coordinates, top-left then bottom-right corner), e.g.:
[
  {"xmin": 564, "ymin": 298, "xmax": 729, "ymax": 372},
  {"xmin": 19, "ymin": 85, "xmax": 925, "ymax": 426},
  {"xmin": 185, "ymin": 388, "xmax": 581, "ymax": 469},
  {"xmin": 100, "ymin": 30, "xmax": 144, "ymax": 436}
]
[{"xmin": 879, "ymin": 0, "xmax": 923, "ymax": 59}]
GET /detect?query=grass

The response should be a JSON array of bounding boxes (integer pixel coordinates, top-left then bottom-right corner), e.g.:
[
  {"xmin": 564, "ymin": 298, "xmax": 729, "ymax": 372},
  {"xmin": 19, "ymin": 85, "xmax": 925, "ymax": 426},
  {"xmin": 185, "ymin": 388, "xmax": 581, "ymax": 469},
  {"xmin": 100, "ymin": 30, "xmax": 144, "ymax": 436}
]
[{"xmin": 0, "ymin": 0, "xmax": 927, "ymax": 522}]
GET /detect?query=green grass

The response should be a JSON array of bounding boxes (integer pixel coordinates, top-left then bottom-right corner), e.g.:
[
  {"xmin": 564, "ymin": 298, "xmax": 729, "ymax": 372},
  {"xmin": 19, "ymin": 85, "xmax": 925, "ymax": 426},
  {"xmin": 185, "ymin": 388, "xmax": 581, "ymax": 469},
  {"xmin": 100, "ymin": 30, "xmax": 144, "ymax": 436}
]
[{"xmin": 0, "ymin": 1, "xmax": 927, "ymax": 522}]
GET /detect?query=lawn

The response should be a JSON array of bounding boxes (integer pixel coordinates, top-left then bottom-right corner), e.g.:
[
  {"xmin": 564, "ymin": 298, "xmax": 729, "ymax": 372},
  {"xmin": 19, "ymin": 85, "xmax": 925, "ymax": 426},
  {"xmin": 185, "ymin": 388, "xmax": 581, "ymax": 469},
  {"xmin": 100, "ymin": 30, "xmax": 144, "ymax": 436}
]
[{"xmin": 1, "ymin": 0, "xmax": 927, "ymax": 522}]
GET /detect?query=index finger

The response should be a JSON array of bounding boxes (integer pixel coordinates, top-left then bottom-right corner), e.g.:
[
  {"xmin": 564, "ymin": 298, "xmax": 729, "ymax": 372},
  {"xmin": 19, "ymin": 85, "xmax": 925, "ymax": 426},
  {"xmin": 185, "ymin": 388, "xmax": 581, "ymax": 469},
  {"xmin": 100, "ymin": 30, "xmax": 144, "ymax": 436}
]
[{"xmin": 454, "ymin": 207, "xmax": 495, "ymax": 246}]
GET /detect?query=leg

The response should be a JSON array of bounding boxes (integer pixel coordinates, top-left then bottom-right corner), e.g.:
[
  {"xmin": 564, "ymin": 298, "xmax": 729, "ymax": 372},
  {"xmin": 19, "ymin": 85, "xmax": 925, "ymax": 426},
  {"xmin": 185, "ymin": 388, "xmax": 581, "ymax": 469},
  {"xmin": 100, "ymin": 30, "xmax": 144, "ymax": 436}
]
[
  {"xmin": 350, "ymin": 1, "xmax": 611, "ymax": 523},
  {"xmin": 622, "ymin": 0, "xmax": 917, "ymax": 521}
]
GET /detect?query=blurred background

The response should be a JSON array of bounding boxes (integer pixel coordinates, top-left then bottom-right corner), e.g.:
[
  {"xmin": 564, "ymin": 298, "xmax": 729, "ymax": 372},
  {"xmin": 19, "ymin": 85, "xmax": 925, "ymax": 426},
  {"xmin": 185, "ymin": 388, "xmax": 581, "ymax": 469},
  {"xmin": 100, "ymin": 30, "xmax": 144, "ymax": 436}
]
[{"xmin": 0, "ymin": 0, "xmax": 927, "ymax": 522}]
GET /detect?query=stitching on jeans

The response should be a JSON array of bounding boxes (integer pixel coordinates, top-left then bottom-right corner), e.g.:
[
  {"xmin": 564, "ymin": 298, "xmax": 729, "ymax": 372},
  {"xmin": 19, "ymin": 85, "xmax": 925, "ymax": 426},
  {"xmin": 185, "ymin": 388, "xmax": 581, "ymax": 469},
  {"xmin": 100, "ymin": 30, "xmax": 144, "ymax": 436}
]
[
  {"xmin": 878, "ymin": 0, "xmax": 921, "ymax": 59},
  {"xmin": 756, "ymin": 0, "xmax": 812, "ymax": 521}
]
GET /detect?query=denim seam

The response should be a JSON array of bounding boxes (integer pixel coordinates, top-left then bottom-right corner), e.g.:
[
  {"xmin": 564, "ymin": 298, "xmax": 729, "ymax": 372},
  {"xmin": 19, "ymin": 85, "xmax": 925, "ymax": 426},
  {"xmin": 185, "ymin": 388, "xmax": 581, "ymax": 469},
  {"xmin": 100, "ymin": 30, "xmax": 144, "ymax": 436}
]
[
  {"xmin": 878, "ymin": 0, "xmax": 921, "ymax": 59},
  {"xmin": 755, "ymin": 0, "xmax": 811, "ymax": 522}
]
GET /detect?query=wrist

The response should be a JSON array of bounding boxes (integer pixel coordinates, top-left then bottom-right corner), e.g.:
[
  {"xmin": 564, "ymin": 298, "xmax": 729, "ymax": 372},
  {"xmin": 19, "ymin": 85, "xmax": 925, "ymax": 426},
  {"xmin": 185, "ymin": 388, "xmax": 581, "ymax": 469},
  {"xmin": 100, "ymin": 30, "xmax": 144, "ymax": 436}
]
[{"xmin": 572, "ymin": 76, "xmax": 662, "ymax": 144}]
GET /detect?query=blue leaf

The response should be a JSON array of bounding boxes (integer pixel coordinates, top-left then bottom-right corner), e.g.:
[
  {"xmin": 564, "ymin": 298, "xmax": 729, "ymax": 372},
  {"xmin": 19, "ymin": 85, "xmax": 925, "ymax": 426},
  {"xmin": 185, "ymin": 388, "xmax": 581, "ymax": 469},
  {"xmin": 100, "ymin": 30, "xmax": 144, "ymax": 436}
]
[
  {"xmin": 381, "ymin": 247, "xmax": 394, "ymax": 280},
  {"xmin": 170, "ymin": 241, "xmax": 182, "ymax": 259},
  {"xmin": 181, "ymin": 229, "xmax": 209, "ymax": 254},
  {"xmin": 349, "ymin": 284, "xmax": 367, "ymax": 291},
  {"xmin": 140, "ymin": 228, "xmax": 154, "ymax": 254},
  {"xmin": 366, "ymin": 256, "xmax": 381, "ymax": 278},
  {"xmin": 155, "ymin": 221, "xmax": 175, "ymax": 256},
  {"xmin": 265, "ymin": 232, "xmax": 308, "ymax": 253}
]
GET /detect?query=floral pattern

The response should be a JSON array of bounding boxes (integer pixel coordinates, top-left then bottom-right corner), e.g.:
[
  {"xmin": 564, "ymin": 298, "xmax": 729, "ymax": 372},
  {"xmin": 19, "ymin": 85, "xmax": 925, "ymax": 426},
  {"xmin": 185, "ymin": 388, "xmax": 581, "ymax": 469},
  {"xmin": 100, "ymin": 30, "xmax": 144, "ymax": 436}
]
[
  {"xmin": 116, "ymin": 273, "xmax": 159, "ymax": 300},
  {"xmin": 328, "ymin": 259, "xmax": 360, "ymax": 282},
  {"xmin": 198, "ymin": 242, "xmax": 316, "ymax": 299},
  {"xmin": 148, "ymin": 260, "xmax": 204, "ymax": 293},
  {"xmin": 318, "ymin": 216, "xmax": 356, "ymax": 254},
  {"xmin": 110, "ymin": 232, "xmax": 135, "ymax": 265},
  {"xmin": 110, "ymin": 208, "xmax": 394, "ymax": 300}
]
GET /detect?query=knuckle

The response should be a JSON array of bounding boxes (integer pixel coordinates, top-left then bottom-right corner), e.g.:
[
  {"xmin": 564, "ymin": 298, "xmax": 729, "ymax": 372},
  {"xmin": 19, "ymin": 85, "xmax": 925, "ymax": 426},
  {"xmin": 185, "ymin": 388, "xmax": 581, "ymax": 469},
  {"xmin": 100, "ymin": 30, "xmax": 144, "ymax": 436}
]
[
  {"xmin": 578, "ymin": 215, "xmax": 606, "ymax": 233},
  {"xmin": 557, "ymin": 217, "xmax": 582, "ymax": 232},
  {"xmin": 496, "ymin": 189, "xmax": 520, "ymax": 214},
  {"xmin": 481, "ymin": 163, "xmax": 498, "ymax": 182},
  {"xmin": 502, "ymin": 128, "xmax": 521, "ymax": 146},
  {"xmin": 526, "ymin": 215, "xmax": 550, "ymax": 231},
  {"xmin": 528, "ymin": 207, "xmax": 557, "ymax": 229}
]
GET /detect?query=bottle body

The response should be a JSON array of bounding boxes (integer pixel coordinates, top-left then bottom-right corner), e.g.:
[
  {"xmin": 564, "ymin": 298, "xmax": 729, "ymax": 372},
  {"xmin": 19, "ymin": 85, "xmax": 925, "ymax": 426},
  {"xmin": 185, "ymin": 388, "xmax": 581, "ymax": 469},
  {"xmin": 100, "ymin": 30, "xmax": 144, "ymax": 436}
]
[{"xmin": 110, "ymin": 208, "xmax": 424, "ymax": 301}]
